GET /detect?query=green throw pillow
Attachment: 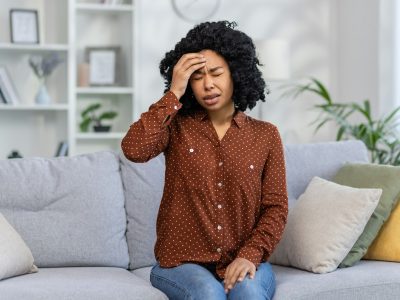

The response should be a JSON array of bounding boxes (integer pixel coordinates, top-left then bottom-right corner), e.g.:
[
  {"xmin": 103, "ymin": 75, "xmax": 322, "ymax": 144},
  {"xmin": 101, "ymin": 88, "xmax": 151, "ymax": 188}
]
[{"xmin": 332, "ymin": 162, "xmax": 400, "ymax": 268}]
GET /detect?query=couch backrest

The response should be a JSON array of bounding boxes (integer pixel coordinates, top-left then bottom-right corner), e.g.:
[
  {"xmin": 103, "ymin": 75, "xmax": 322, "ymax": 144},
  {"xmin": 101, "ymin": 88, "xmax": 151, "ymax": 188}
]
[
  {"xmin": 0, "ymin": 151, "xmax": 129, "ymax": 268},
  {"xmin": 120, "ymin": 139, "xmax": 369, "ymax": 270},
  {"xmin": 285, "ymin": 140, "xmax": 369, "ymax": 207},
  {"xmin": 119, "ymin": 150, "xmax": 165, "ymax": 270}
]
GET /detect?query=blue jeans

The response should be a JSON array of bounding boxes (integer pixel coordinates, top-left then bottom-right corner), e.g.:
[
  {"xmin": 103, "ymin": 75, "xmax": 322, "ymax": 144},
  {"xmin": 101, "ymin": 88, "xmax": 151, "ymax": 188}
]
[{"xmin": 150, "ymin": 261, "xmax": 276, "ymax": 300}]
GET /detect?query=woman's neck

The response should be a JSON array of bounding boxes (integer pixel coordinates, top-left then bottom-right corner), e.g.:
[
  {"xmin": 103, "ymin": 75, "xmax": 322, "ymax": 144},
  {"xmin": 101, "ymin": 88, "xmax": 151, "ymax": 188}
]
[{"xmin": 207, "ymin": 103, "xmax": 235, "ymax": 126}]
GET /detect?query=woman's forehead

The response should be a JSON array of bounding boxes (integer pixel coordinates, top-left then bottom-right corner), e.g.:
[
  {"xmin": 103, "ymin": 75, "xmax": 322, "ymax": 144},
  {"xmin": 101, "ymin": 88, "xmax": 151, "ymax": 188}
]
[{"xmin": 198, "ymin": 49, "xmax": 227, "ymax": 63}]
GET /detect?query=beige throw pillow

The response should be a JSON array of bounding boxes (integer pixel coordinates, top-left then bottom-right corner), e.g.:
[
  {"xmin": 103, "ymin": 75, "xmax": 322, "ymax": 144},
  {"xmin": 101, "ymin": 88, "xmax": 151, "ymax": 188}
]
[
  {"xmin": 269, "ymin": 176, "xmax": 382, "ymax": 273},
  {"xmin": 0, "ymin": 212, "xmax": 38, "ymax": 280}
]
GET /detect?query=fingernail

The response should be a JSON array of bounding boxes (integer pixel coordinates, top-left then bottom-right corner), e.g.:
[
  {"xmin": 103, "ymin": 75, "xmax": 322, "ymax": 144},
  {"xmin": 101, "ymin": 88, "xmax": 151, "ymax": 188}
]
[{"xmin": 225, "ymin": 289, "xmax": 228, "ymax": 294}]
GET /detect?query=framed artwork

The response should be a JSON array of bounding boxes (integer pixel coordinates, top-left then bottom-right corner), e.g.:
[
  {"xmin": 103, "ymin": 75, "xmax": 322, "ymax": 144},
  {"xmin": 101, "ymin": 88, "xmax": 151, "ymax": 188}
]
[
  {"xmin": 10, "ymin": 9, "xmax": 40, "ymax": 44},
  {"xmin": 85, "ymin": 46, "xmax": 121, "ymax": 86}
]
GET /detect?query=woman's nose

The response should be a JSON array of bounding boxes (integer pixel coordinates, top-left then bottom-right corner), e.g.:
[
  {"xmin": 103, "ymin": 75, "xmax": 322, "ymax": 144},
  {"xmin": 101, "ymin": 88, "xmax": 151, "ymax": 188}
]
[{"xmin": 203, "ymin": 74, "xmax": 214, "ymax": 90}]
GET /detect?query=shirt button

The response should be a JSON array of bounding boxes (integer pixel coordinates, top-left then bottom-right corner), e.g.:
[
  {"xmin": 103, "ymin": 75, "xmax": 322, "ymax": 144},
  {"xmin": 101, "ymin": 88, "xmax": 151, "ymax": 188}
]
[
  {"xmin": 217, "ymin": 225, "xmax": 222, "ymax": 230},
  {"xmin": 189, "ymin": 148, "xmax": 194, "ymax": 153},
  {"xmin": 217, "ymin": 182, "xmax": 223, "ymax": 187},
  {"xmin": 217, "ymin": 204, "xmax": 222, "ymax": 209},
  {"xmin": 218, "ymin": 162, "xmax": 223, "ymax": 166},
  {"xmin": 250, "ymin": 164, "xmax": 254, "ymax": 169},
  {"xmin": 217, "ymin": 248, "xmax": 222, "ymax": 253},
  {"xmin": 174, "ymin": 105, "xmax": 178, "ymax": 110}
]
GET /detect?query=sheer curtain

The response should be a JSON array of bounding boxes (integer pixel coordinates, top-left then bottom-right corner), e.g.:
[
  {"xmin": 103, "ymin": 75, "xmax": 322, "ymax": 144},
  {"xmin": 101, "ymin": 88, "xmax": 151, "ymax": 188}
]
[
  {"xmin": 379, "ymin": 0, "xmax": 400, "ymax": 116},
  {"xmin": 395, "ymin": 1, "xmax": 400, "ymax": 108}
]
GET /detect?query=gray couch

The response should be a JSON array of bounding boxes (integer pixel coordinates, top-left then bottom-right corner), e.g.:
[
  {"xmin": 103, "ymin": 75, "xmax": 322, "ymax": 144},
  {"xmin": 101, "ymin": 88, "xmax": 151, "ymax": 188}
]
[{"xmin": 0, "ymin": 140, "xmax": 399, "ymax": 300}]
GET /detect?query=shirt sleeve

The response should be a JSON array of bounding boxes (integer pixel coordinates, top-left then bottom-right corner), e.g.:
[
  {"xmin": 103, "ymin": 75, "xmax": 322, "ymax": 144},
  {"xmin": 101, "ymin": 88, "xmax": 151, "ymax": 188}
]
[
  {"xmin": 236, "ymin": 125, "xmax": 289, "ymax": 268},
  {"xmin": 121, "ymin": 91, "xmax": 182, "ymax": 162}
]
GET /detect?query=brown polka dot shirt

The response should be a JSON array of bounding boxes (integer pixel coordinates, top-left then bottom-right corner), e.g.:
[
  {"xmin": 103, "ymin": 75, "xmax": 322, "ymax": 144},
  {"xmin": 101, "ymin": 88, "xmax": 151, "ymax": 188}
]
[{"xmin": 121, "ymin": 91, "xmax": 288, "ymax": 280}]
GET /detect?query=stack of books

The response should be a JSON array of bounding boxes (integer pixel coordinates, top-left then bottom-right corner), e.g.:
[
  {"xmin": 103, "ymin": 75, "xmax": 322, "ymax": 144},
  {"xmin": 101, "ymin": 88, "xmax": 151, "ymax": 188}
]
[{"xmin": 0, "ymin": 66, "xmax": 20, "ymax": 105}]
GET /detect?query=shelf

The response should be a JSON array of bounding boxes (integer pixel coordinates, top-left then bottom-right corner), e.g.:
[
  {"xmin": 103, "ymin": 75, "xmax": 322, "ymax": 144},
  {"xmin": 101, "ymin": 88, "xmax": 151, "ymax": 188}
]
[
  {"xmin": 76, "ymin": 132, "xmax": 125, "ymax": 139},
  {"xmin": 0, "ymin": 104, "xmax": 69, "ymax": 111},
  {"xmin": 0, "ymin": 0, "xmax": 135, "ymax": 159},
  {"xmin": 0, "ymin": 43, "xmax": 69, "ymax": 52},
  {"xmin": 76, "ymin": 87, "xmax": 134, "ymax": 95},
  {"xmin": 76, "ymin": 3, "xmax": 133, "ymax": 12}
]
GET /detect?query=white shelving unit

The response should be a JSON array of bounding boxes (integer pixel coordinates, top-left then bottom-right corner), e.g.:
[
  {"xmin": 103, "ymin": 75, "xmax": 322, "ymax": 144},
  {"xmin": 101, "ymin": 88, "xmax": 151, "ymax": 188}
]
[
  {"xmin": 0, "ymin": 104, "xmax": 69, "ymax": 111},
  {"xmin": 70, "ymin": 0, "xmax": 135, "ymax": 156},
  {"xmin": 76, "ymin": 87, "xmax": 134, "ymax": 94},
  {"xmin": 76, "ymin": 3, "xmax": 134, "ymax": 12},
  {"xmin": 0, "ymin": 43, "xmax": 69, "ymax": 52},
  {"xmin": 0, "ymin": 0, "xmax": 135, "ymax": 159}
]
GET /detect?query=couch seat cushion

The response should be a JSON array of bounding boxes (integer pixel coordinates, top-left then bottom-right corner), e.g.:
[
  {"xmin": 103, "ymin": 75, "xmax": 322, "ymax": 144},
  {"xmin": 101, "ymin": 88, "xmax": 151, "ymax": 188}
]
[
  {"xmin": 0, "ymin": 267, "xmax": 167, "ymax": 300},
  {"xmin": 131, "ymin": 266, "xmax": 153, "ymax": 282},
  {"xmin": 272, "ymin": 260, "xmax": 400, "ymax": 300}
]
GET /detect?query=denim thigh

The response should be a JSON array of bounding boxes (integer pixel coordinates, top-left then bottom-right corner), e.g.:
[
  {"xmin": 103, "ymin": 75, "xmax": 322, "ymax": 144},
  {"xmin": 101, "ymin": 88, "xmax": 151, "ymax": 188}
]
[
  {"xmin": 150, "ymin": 262, "xmax": 226, "ymax": 300},
  {"xmin": 227, "ymin": 262, "xmax": 276, "ymax": 300}
]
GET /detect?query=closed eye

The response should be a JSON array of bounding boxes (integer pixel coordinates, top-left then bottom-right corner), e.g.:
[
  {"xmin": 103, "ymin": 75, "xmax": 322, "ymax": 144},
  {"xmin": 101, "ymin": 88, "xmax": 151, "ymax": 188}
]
[{"xmin": 192, "ymin": 72, "xmax": 223, "ymax": 80}]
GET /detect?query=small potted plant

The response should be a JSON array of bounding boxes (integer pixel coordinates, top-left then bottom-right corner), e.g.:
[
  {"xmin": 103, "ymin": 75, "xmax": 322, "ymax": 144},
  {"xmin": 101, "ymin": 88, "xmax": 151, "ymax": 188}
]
[{"xmin": 79, "ymin": 103, "xmax": 118, "ymax": 132}]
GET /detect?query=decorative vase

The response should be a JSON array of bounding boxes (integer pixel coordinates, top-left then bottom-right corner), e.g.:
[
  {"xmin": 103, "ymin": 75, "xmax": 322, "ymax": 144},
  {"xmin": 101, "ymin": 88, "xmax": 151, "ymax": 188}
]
[{"xmin": 35, "ymin": 80, "xmax": 51, "ymax": 105}]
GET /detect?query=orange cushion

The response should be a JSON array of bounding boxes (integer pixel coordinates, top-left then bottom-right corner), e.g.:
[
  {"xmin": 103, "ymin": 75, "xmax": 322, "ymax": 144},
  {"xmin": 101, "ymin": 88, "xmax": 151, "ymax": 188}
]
[{"xmin": 363, "ymin": 199, "xmax": 400, "ymax": 262}]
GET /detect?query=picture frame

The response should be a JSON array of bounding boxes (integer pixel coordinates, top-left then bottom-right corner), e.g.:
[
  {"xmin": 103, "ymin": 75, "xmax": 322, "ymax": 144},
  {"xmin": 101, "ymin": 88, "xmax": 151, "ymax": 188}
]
[
  {"xmin": 85, "ymin": 46, "xmax": 121, "ymax": 86},
  {"xmin": 10, "ymin": 9, "xmax": 40, "ymax": 44}
]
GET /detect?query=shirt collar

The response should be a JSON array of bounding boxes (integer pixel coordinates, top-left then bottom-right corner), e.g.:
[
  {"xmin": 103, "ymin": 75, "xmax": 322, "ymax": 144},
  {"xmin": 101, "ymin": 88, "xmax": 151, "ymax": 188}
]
[{"xmin": 192, "ymin": 108, "xmax": 247, "ymax": 129}]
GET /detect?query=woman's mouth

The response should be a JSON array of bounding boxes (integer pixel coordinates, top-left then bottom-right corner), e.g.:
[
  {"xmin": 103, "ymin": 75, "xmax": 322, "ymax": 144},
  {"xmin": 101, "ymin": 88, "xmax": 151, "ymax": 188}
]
[{"xmin": 203, "ymin": 94, "xmax": 220, "ymax": 106}]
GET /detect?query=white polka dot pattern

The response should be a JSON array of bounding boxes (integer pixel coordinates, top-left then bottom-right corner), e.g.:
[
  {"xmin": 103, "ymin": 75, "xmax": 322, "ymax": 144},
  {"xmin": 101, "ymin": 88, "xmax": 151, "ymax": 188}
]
[{"xmin": 121, "ymin": 91, "xmax": 289, "ymax": 279}]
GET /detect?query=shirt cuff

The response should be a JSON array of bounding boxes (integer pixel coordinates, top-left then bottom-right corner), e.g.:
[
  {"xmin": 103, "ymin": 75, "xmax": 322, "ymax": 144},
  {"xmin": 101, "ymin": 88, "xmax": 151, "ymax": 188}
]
[
  {"xmin": 236, "ymin": 246, "xmax": 264, "ymax": 269},
  {"xmin": 158, "ymin": 91, "xmax": 183, "ymax": 126},
  {"xmin": 160, "ymin": 91, "xmax": 182, "ymax": 110}
]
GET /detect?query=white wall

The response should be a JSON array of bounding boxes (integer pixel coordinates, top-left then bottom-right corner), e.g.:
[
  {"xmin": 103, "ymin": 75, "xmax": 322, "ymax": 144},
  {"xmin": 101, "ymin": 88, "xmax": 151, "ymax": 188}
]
[{"xmin": 134, "ymin": 0, "xmax": 387, "ymax": 144}]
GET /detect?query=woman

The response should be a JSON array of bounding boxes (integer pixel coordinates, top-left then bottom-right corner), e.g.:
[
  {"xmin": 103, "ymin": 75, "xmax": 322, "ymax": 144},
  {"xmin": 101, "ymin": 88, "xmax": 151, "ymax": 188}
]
[{"xmin": 121, "ymin": 20, "xmax": 288, "ymax": 300}]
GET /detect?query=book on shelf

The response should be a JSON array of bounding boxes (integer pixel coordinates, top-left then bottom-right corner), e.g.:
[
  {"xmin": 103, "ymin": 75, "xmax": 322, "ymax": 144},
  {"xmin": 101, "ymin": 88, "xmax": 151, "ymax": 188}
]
[
  {"xmin": 0, "ymin": 66, "xmax": 20, "ymax": 105},
  {"xmin": 55, "ymin": 141, "xmax": 68, "ymax": 157},
  {"xmin": 0, "ymin": 87, "xmax": 7, "ymax": 104}
]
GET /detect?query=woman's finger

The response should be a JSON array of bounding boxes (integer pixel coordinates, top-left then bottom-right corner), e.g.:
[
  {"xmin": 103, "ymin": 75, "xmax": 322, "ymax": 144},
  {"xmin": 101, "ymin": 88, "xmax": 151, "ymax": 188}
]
[
  {"xmin": 237, "ymin": 268, "xmax": 249, "ymax": 282},
  {"xmin": 224, "ymin": 264, "xmax": 239, "ymax": 291},
  {"xmin": 175, "ymin": 53, "xmax": 204, "ymax": 69},
  {"xmin": 181, "ymin": 56, "xmax": 206, "ymax": 72},
  {"xmin": 230, "ymin": 265, "xmax": 249, "ymax": 286}
]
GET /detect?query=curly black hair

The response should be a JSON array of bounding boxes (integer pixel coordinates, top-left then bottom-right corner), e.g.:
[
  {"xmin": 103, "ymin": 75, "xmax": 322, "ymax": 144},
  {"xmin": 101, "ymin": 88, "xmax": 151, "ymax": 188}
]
[{"xmin": 159, "ymin": 20, "xmax": 268, "ymax": 115}]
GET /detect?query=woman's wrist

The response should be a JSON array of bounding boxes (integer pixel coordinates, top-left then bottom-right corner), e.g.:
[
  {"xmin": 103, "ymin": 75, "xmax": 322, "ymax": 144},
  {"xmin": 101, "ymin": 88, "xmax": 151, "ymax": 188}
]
[{"xmin": 169, "ymin": 88, "xmax": 182, "ymax": 100}]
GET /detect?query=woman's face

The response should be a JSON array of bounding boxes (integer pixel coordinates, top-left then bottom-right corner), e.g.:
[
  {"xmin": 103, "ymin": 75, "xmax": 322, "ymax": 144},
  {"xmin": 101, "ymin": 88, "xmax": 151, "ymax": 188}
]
[{"xmin": 189, "ymin": 49, "xmax": 234, "ymax": 113}]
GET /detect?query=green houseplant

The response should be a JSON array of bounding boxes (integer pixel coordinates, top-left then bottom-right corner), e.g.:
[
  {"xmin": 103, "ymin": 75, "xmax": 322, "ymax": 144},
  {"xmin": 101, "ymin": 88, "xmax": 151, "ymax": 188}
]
[
  {"xmin": 282, "ymin": 78, "xmax": 400, "ymax": 165},
  {"xmin": 79, "ymin": 103, "xmax": 118, "ymax": 132}
]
